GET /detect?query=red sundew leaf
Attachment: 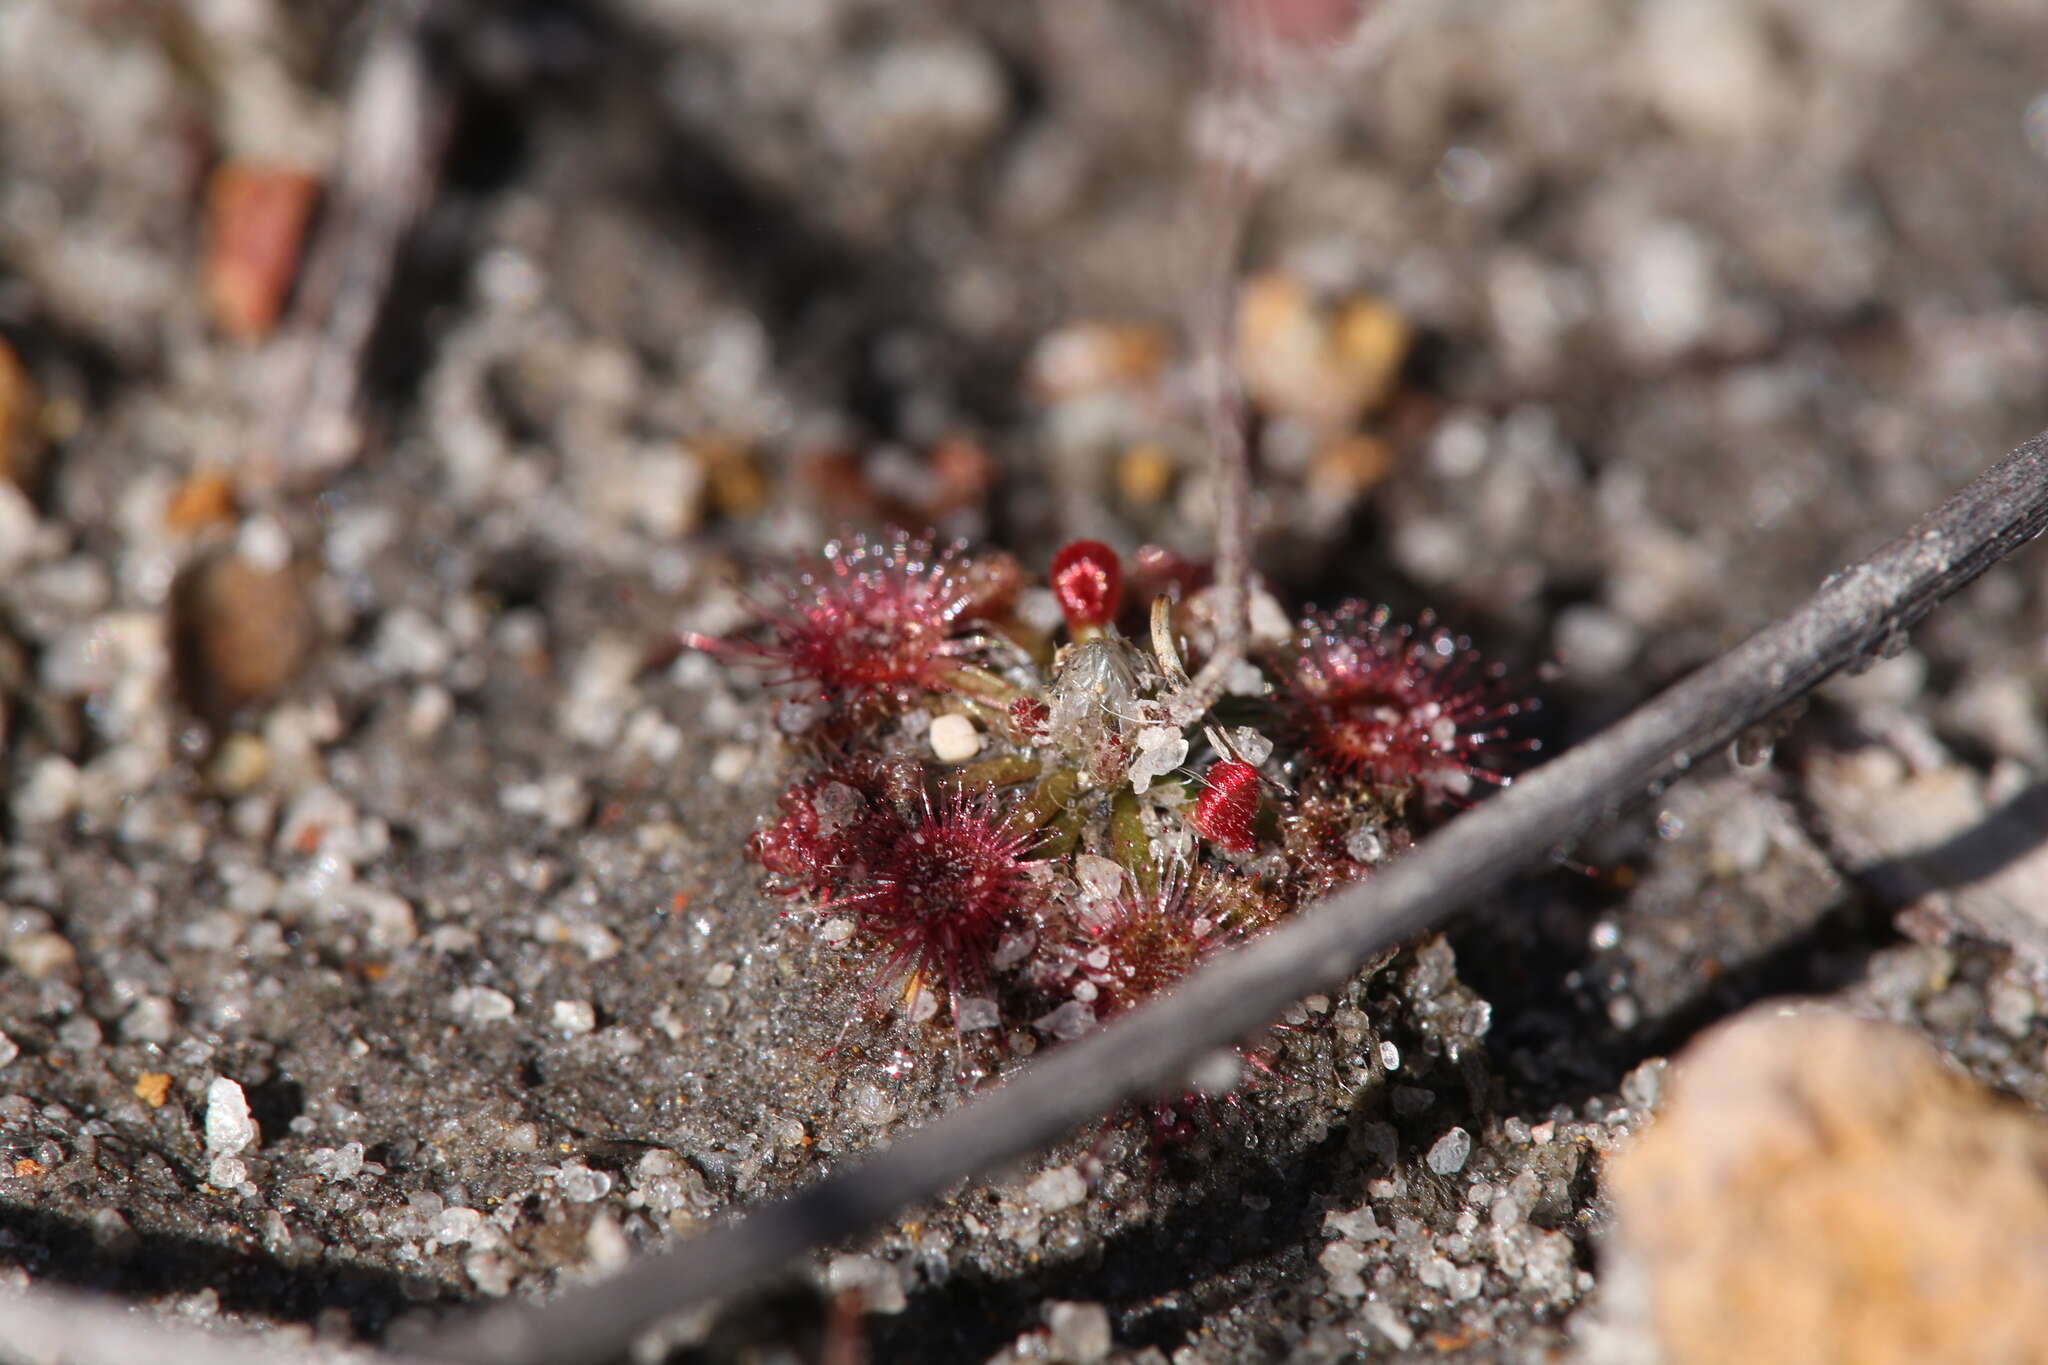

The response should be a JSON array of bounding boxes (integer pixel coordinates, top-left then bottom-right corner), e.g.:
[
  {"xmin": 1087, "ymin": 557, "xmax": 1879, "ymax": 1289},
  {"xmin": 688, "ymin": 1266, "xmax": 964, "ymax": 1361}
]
[
  {"xmin": 687, "ymin": 531, "xmax": 994, "ymax": 717},
  {"xmin": 1274, "ymin": 602, "xmax": 1533, "ymax": 803}
]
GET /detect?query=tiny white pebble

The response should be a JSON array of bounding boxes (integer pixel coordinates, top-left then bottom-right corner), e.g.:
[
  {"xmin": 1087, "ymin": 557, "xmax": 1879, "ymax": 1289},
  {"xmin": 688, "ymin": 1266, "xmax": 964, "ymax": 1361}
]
[
  {"xmin": 826, "ymin": 1252, "xmax": 883, "ymax": 1294},
  {"xmin": 237, "ymin": 516, "xmax": 293, "ymax": 573},
  {"xmin": 1128, "ymin": 726, "xmax": 1189, "ymax": 791},
  {"xmin": 954, "ymin": 996, "xmax": 1001, "ymax": 1032},
  {"xmin": 205, "ymin": 1078, "xmax": 257, "ymax": 1155},
  {"xmin": 13, "ymin": 757, "xmax": 80, "ymax": 825},
  {"xmin": 1044, "ymin": 1301, "xmax": 1113, "ymax": 1363},
  {"xmin": 1365, "ymin": 1300, "xmax": 1415, "ymax": 1350},
  {"xmin": 451, "ymin": 986, "xmax": 516, "ymax": 1024},
  {"xmin": 407, "ymin": 684, "xmax": 454, "ymax": 738},
  {"xmin": 706, "ymin": 962, "xmax": 735, "ymax": 987},
  {"xmin": 1427, "ymin": 1126, "xmax": 1472, "ymax": 1175},
  {"xmin": 310, "ymin": 1141, "xmax": 365, "ymax": 1181},
  {"xmin": 928, "ymin": 713, "xmax": 983, "ymax": 763},
  {"xmin": 710, "ymin": 744, "xmax": 753, "ymax": 784},
  {"xmin": 1379, "ymin": 1040, "xmax": 1401, "ymax": 1071},
  {"xmin": 1247, "ymin": 589, "xmax": 1292, "ymax": 648},
  {"xmin": 1027, "ymin": 1165, "xmax": 1087, "ymax": 1212},
  {"xmin": 552, "ymin": 1000, "xmax": 597, "ymax": 1036},
  {"xmin": 431, "ymin": 1207, "xmax": 484, "ymax": 1244},
  {"xmin": 850, "ymin": 1083, "xmax": 897, "ymax": 1126},
  {"xmin": 1319, "ymin": 1240, "xmax": 1367, "ymax": 1276},
  {"xmin": 121, "ymin": 996, "xmax": 175, "ymax": 1044},
  {"xmin": 553, "ymin": 1160, "xmax": 612, "ymax": 1203}
]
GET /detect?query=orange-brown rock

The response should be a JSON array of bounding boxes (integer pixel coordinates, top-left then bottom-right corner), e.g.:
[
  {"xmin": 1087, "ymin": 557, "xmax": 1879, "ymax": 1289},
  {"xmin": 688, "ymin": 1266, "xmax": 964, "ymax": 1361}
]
[
  {"xmin": 1605, "ymin": 1008, "xmax": 2048, "ymax": 1365},
  {"xmin": 204, "ymin": 162, "xmax": 320, "ymax": 341},
  {"xmin": 1115, "ymin": 442, "xmax": 1175, "ymax": 509},
  {"xmin": 1238, "ymin": 274, "xmax": 1409, "ymax": 429},
  {"xmin": 164, "ymin": 469, "xmax": 240, "ymax": 532}
]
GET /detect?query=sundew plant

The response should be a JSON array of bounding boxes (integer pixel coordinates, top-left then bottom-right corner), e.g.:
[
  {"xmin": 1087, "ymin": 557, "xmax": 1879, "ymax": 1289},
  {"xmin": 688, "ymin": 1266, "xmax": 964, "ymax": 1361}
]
[{"xmin": 688, "ymin": 531, "xmax": 1536, "ymax": 1109}]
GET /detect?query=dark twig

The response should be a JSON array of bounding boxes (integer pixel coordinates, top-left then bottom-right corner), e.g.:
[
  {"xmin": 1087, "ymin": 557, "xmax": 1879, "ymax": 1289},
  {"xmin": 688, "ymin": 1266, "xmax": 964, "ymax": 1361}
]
[
  {"xmin": 244, "ymin": 0, "xmax": 450, "ymax": 493},
  {"xmin": 423, "ymin": 430, "xmax": 2048, "ymax": 1365},
  {"xmin": 0, "ymin": 1280, "xmax": 439, "ymax": 1365}
]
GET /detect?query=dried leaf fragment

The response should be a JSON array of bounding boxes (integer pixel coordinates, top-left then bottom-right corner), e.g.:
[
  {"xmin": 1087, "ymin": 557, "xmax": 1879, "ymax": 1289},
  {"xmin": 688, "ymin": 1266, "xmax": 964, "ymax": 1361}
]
[{"xmin": 205, "ymin": 161, "xmax": 321, "ymax": 341}]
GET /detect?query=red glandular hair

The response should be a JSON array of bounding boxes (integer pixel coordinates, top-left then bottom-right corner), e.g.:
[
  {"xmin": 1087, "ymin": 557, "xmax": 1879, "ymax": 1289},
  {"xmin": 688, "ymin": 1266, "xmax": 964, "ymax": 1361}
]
[
  {"xmin": 686, "ymin": 531, "xmax": 995, "ymax": 717},
  {"xmin": 820, "ymin": 792, "xmax": 1042, "ymax": 1003},
  {"xmin": 1061, "ymin": 867, "xmax": 1276, "ymax": 1022},
  {"xmin": 747, "ymin": 755, "xmax": 923, "ymax": 897},
  {"xmin": 1279, "ymin": 785, "xmax": 1417, "ymax": 902},
  {"xmin": 1273, "ymin": 602, "xmax": 1531, "ymax": 804}
]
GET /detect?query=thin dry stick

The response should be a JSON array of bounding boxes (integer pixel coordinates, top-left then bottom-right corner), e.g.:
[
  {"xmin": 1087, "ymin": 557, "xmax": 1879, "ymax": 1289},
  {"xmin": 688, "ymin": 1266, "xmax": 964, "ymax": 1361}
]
[{"xmin": 424, "ymin": 429, "xmax": 2048, "ymax": 1365}]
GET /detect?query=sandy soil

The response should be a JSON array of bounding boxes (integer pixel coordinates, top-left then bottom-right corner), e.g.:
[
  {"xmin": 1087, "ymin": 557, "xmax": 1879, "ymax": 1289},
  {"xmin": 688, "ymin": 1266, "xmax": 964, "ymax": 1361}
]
[{"xmin": 3, "ymin": 2, "xmax": 2048, "ymax": 1361}]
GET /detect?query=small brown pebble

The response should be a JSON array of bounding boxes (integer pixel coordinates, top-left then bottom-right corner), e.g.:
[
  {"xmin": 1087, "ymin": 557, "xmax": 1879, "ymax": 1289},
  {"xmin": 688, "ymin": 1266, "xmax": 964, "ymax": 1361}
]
[
  {"xmin": 1605, "ymin": 1008, "xmax": 2048, "ymax": 1365},
  {"xmin": 1426, "ymin": 1325, "xmax": 1484, "ymax": 1351},
  {"xmin": 171, "ymin": 550, "xmax": 315, "ymax": 723},
  {"xmin": 164, "ymin": 469, "xmax": 240, "ymax": 532},
  {"xmin": 133, "ymin": 1073, "xmax": 172, "ymax": 1108},
  {"xmin": 700, "ymin": 439, "xmax": 768, "ymax": 519},
  {"xmin": 204, "ymin": 162, "xmax": 321, "ymax": 341},
  {"xmin": 1329, "ymin": 296, "xmax": 1410, "ymax": 415}
]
